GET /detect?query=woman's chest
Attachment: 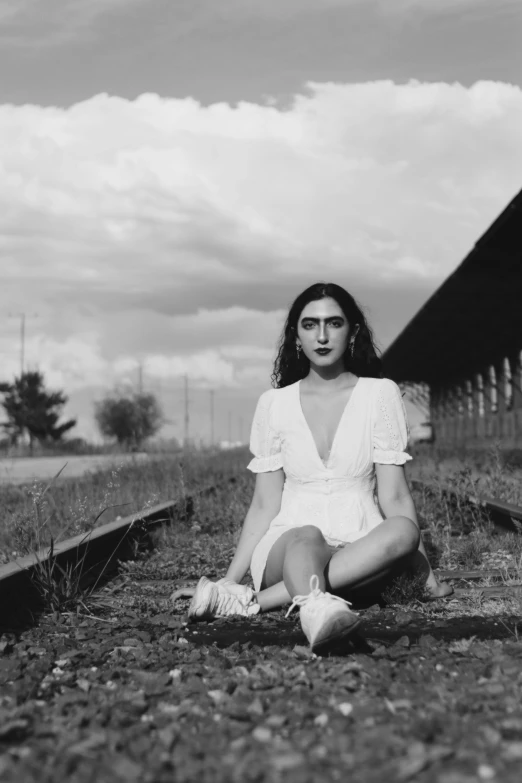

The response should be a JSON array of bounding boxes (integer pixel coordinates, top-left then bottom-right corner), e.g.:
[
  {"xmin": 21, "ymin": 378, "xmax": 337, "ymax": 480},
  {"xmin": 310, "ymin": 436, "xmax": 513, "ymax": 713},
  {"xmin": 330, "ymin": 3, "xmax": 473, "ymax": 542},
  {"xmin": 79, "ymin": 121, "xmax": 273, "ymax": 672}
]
[
  {"xmin": 275, "ymin": 381, "xmax": 375, "ymax": 470},
  {"xmin": 299, "ymin": 392, "xmax": 354, "ymax": 461}
]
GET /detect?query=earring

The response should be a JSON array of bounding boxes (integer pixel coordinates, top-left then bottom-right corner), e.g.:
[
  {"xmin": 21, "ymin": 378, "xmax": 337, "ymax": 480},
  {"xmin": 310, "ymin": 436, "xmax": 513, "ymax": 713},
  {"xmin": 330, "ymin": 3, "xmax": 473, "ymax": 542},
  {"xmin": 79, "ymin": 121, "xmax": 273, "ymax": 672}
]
[
  {"xmin": 296, "ymin": 343, "xmax": 302, "ymax": 357},
  {"xmin": 350, "ymin": 341, "xmax": 355, "ymax": 358}
]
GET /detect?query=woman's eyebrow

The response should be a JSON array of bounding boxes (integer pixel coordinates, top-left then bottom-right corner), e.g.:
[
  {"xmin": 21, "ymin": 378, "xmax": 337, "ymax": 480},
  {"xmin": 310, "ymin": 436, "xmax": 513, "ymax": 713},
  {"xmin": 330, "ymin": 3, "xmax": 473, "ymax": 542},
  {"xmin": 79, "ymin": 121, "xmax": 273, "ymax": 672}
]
[{"xmin": 300, "ymin": 316, "xmax": 344, "ymax": 323}]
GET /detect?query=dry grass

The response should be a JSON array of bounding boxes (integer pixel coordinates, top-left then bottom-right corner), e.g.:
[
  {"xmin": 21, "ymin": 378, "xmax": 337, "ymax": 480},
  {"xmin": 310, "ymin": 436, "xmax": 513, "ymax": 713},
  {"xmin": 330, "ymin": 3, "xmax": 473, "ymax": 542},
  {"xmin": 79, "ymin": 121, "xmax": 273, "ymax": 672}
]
[
  {"xmin": 0, "ymin": 447, "xmax": 249, "ymax": 563},
  {"xmin": 408, "ymin": 442, "xmax": 522, "ymax": 578},
  {"xmin": 410, "ymin": 442, "xmax": 522, "ymax": 505}
]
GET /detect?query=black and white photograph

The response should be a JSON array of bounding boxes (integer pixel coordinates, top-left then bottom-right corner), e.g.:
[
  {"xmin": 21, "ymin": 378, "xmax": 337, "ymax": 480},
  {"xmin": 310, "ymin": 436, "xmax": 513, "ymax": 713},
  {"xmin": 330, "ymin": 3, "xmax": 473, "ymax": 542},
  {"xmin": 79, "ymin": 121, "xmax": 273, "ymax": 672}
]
[{"xmin": 0, "ymin": 1, "xmax": 521, "ymax": 781}]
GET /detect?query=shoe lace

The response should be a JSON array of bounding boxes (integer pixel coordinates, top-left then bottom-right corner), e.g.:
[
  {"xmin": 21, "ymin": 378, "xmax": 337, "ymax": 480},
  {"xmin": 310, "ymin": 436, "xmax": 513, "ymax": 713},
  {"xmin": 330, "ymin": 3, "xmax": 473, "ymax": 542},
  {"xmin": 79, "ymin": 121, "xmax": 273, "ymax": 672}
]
[
  {"xmin": 216, "ymin": 593, "xmax": 238, "ymax": 614},
  {"xmin": 215, "ymin": 589, "xmax": 246, "ymax": 616},
  {"xmin": 285, "ymin": 574, "xmax": 353, "ymax": 618}
]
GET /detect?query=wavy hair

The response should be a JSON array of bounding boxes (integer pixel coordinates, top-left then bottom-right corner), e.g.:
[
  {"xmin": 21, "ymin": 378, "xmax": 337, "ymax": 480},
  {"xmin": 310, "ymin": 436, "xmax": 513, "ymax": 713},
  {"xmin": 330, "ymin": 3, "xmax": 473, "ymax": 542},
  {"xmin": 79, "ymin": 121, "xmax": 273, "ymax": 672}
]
[{"xmin": 271, "ymin": 282, "xmax": 383, "ymax": 388}]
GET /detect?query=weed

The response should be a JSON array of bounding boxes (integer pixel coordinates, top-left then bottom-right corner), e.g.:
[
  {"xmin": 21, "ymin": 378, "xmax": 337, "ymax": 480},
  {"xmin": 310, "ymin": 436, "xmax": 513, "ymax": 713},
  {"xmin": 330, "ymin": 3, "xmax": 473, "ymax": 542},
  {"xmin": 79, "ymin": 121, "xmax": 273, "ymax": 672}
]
[
  {"xmin": 30, "ymin": 536, "xmax": 91, "ymax": 615},
  {"xmin": 7, "ymin": 511, "xmax": 39, "ymax": 557},
  {"xmin": 381, "ymin": 572, "xmax": 432, "ymax": 606},
  {"xmin": 9, "ymin": 464, "xmax": 136, "ymax": 615},
  {"xmin": 480, "ymin": 442, "xmax": 522, "ymax": 505},
  {"xmin": 452, "ymin": 531, "xmax": 496, "ymax": 569},
  {"xmin": 26, "ymin": 503, "xmax": 145, "ymax": 617},
  {"xmin": 498, "ymin": 619, "xmax": 520, "ymax": 641}
]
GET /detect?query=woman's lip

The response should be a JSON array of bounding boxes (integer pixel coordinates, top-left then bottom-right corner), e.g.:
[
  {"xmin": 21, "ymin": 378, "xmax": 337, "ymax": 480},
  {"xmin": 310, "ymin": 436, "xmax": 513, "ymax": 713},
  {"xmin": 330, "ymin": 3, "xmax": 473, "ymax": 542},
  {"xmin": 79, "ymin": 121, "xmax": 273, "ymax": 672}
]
[{"xmin": 315, "ymin": 348, "xmax": 331, "ymax": 353}]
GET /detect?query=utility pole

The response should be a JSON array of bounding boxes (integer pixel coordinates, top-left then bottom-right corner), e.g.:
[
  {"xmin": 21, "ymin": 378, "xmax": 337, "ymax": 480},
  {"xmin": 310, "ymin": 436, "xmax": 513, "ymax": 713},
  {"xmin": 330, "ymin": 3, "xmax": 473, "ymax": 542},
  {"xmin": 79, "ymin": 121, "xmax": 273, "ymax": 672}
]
[
  {"xmin": 210, "ymin": 389, "xmax": 214, "ymax": 446},
  {"xmin": 20, "ymin": 314, "xmax": 24, "ymax": 377},
  {"xmin": 239, "ymin": 416, "xmax": 244, "ymax": 444},
  {"xmin": 8, "ymin": 312, "xmax": 38, "ymax": 378},
  {"xmin": 184, "ymin": 374, "xmax": 189, "ymax": 446},
  {"xmin": 137, "ymin": 362, "xmax": 143, "ymax": 395}
]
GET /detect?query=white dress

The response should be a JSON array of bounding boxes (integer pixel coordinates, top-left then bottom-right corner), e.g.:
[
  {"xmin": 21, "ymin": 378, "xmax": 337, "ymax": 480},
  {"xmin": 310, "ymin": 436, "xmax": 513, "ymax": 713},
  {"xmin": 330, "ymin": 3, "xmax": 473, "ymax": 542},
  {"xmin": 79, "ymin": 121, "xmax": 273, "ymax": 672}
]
[{"xmin": 247, "ymin": 377, "xmax": 412, "ymax": 592}]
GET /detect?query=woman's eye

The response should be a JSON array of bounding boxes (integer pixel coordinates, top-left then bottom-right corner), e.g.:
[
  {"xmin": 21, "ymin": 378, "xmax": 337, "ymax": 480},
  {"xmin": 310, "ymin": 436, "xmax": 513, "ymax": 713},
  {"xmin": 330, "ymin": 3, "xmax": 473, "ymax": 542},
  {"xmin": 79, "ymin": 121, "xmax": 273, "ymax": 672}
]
[{"xmin": 302, "ymin": 321, "xmax": 343, "ymax": 328}]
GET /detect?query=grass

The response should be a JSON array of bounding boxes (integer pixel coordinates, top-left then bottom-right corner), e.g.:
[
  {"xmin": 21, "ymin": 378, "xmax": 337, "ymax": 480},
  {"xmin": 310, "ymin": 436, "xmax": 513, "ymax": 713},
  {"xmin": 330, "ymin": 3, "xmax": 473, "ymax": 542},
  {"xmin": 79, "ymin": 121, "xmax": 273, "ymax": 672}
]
[
  {"xmin": 408, "ymin": 442, "xmax": 522, "ymax": 579},
  {"xmin": 0, "ymin": 447, "xmax": 250, "ymax": 616},
  {"xmin": 410, "ymin": 441, "xmax": 522, "ymax": 505},
  {"xmin": 0, "ymin": 448, "xmax": 249, "ymax": 562},
  {"xmin": 381, "ymin": 572, "xmax": 432, "ymax": 606}
]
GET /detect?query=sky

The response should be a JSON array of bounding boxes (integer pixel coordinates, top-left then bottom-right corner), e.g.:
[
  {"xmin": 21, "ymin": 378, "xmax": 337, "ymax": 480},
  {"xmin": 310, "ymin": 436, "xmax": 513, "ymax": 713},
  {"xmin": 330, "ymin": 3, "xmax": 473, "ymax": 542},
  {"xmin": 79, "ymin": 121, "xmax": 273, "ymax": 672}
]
[{"xmin": 0, "ymin": 0, "xmax": 521, "ymax": 445}]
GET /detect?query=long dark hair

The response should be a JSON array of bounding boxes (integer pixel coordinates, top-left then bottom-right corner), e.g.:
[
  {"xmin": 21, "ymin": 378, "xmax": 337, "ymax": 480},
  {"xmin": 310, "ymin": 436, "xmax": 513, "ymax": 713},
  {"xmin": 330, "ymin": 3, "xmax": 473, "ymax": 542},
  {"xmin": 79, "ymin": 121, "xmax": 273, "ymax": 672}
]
[{"xmin": 271, "ymin": 282, "xmax": 383, "ymax": 388}]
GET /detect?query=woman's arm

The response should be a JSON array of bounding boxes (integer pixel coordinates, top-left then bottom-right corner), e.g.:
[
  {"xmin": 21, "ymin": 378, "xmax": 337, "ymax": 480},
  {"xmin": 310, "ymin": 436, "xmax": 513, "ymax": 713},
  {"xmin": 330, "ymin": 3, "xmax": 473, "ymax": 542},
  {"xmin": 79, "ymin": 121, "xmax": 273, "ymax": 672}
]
[
  {"xmin": 225, "ymin": 469, "xmax": 285, "ymax": 584},
  {"xmin": 375, "ymin": 463, "xmax": 453, "ymax": 598}
]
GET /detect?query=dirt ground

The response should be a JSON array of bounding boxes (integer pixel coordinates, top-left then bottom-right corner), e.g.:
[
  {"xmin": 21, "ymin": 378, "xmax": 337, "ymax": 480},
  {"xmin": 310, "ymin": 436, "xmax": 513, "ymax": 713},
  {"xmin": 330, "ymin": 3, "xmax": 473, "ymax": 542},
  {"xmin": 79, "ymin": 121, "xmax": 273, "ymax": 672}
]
[{"xmin": 1, "ymin": 531, "xmax": 521, "ymax": 783}]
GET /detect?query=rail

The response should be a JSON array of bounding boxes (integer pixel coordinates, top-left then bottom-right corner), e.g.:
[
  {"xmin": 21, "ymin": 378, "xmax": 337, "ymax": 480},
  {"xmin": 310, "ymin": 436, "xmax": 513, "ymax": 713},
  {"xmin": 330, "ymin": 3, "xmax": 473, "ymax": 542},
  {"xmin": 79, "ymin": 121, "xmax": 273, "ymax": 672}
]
[
  {"xmin": 0, "ymin": 480, "xmax": 229, "ymax": 627},
  {"xmin": 410, "ymin": 478, "xmax": 522, "ymax": 534}
]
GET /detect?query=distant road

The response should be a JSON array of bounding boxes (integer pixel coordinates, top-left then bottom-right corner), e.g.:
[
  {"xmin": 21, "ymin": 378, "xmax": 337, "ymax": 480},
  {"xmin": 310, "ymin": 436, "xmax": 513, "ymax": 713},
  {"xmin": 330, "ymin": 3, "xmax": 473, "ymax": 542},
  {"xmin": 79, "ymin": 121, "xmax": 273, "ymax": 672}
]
[{"xmin": 0, "ymin": 453, "xmax": 151, "ymax": 486}]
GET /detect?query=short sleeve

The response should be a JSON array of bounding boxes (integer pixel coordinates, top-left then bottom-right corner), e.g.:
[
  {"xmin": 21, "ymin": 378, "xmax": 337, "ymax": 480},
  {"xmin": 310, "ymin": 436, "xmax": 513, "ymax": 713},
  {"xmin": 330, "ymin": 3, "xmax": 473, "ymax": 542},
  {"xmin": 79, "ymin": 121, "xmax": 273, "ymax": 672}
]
[
  {"xmin": 373, "ymin": 379, "xmax": 412, "ymax": 465},
  {"xmin": 247, "ymin": 390, "xmax": 283, "ymax": 473}
]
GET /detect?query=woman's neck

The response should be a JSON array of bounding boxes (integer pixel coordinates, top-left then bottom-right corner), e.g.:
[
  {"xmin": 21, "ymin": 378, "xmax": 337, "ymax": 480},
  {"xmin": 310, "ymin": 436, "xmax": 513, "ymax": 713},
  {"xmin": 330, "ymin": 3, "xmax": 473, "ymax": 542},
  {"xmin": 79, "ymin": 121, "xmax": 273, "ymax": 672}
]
[{"xmin": 302, "ymin": 367, "xmax": 358, "ymax": 391}]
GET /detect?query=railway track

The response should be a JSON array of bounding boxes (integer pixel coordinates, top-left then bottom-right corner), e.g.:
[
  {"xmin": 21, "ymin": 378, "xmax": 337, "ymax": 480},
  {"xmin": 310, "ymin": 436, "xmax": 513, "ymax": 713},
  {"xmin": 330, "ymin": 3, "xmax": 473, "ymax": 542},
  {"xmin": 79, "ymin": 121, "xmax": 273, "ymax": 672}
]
[
  {"xmin": 1, "ymin": 476, "xmax": 521, "ymax": 629},
  {"xmin": 0, "ymin": 479, "xmax": 231, "ymax": 627},
  {"xmin": 410, "ymin": 478, "xmax": 522, "ymax": 535}
]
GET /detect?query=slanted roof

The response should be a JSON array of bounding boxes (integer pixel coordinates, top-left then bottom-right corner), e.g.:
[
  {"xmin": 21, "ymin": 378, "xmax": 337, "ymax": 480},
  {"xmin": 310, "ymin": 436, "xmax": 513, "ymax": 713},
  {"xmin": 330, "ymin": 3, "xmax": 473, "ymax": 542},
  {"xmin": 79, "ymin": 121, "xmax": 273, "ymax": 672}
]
[{"xmin": 382, "ymin": 188, "xmax": 522, "ymax": 384}]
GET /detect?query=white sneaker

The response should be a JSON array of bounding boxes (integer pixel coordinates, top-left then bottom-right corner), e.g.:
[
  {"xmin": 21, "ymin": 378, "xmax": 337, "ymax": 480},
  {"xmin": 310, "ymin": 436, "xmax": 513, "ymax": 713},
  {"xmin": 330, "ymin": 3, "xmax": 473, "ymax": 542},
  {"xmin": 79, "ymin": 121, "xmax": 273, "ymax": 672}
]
[
  {"xmin": 188, "ymin": 576, "xmax": 260, "ymax": 620},
  {"xmin": 286, "ymin": 575, "xmax": 360, "ymax": 650},
  {"xmin": 215, "ymin": 578, "xmax": 254, "ymax": 602}
]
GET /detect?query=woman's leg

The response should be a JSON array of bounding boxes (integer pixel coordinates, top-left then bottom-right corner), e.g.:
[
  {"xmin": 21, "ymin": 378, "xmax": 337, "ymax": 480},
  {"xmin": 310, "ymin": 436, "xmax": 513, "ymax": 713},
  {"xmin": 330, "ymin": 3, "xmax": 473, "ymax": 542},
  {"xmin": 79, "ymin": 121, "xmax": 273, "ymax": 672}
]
[
  {"xmin": 262, "ymin": 525, "xmax": 333, "ymax": 600},
  {"xmin": 256, "ymin": 516, "xmax": 420, "ymax": 612}
]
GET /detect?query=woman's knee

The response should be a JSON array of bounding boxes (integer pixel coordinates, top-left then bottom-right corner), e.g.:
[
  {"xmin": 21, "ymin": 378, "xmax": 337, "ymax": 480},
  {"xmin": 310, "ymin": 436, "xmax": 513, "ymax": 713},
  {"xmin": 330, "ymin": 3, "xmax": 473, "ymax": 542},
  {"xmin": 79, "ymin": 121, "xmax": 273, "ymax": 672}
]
[
  {"xmin": 262, "ymin": 526, "xmax": 328, "ymax": 588},
  {"xmin": 287, "ymin": 525, "xmax": 327, "ymax": 548},
  {"xmin": 385, "ymin": 516, "xmax": 420, "ymax": 559}
]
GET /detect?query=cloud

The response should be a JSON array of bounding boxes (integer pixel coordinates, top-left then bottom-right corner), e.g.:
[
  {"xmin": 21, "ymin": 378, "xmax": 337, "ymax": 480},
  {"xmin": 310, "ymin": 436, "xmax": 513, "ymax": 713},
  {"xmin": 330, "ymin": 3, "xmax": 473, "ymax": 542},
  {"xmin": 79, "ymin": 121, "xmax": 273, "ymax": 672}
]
[
  {"xmin": 0, "ymin": 0, "xmax": 144, "ymax": 44},
  {"xmin": 383, "ymin": 0, "xmax": 518, "ymax": 15},
  {"xmin": 0, "ymin": 307, "xmax": 285, "ymax": 389},
  {"xmin": 229, "ymin": 0, "xmax": 515, "ymax": 20},
  {"xmin": 0, "ymin": 0, "xmax": 514, "ymax": 46},
  {"xmin": 0, "ymin": 78, "xmax": 521, "ymax": 440}
]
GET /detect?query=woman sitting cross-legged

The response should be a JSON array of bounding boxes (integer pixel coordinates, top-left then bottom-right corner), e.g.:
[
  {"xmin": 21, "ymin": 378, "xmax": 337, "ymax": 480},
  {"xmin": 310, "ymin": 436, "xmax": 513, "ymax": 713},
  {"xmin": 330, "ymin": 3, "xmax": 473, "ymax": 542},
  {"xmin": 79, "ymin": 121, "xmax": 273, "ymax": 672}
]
[{"xmin": 185, "ymin": 282, "xmax": 452, "ymax": 652}]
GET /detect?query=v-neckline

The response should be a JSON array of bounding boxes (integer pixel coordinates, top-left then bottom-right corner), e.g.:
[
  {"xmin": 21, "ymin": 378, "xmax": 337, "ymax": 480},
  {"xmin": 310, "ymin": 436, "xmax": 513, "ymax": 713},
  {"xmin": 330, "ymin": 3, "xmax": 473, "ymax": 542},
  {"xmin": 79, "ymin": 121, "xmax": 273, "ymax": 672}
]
[{"xmin": 297, "ymin": 378, "xmax": 361, "ymax": 468}]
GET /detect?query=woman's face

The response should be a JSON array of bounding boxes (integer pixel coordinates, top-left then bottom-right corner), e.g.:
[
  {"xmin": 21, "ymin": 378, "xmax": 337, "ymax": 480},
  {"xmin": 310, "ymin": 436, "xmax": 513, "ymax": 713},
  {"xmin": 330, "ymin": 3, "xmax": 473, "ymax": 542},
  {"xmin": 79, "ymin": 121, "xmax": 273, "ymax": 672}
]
[{"xmin": 296, "ymin": 297, "xmax": 355, "ymax": 367}]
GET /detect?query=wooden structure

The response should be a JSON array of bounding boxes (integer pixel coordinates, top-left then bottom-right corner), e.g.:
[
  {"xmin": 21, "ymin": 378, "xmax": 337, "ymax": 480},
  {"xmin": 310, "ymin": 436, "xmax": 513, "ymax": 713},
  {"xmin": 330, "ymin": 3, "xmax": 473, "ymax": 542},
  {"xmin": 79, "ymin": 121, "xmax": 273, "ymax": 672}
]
[{"xmin": 383, "ymin": 188, "xmax": 522, "ymax": 448}]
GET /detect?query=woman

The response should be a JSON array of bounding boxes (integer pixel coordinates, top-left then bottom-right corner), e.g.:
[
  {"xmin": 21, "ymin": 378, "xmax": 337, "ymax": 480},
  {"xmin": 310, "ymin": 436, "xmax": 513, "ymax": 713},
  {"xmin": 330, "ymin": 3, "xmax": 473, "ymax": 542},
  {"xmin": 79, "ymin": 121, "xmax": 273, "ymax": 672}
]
[{"xmin": 187, "ymin": 282, "xmax": 452, "ymax": 651}]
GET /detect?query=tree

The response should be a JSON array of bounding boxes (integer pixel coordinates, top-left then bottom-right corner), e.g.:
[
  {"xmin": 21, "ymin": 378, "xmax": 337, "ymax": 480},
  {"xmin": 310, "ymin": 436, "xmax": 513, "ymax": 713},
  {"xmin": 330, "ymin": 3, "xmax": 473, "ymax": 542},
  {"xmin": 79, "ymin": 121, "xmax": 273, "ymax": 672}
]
[
  {"xmin": 94, "ymin": 391, "xmax": 163, "ymax": 449},
  {"xmin": 0, "ymin": 371, "xmax": 76, "ymax": 450}
]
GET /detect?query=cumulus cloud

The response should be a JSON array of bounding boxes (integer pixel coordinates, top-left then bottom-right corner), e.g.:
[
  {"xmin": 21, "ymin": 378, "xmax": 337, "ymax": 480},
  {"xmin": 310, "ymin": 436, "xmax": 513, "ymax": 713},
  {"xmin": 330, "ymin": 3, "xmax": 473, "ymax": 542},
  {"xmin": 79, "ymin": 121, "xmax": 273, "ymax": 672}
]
[
  {"xmin": 0, "ymin": 307, "xmax": 286, "ymax": 389},
  {"xmin": 1, "ymin": 77, "xmax": 521, "ymax": 440}
]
